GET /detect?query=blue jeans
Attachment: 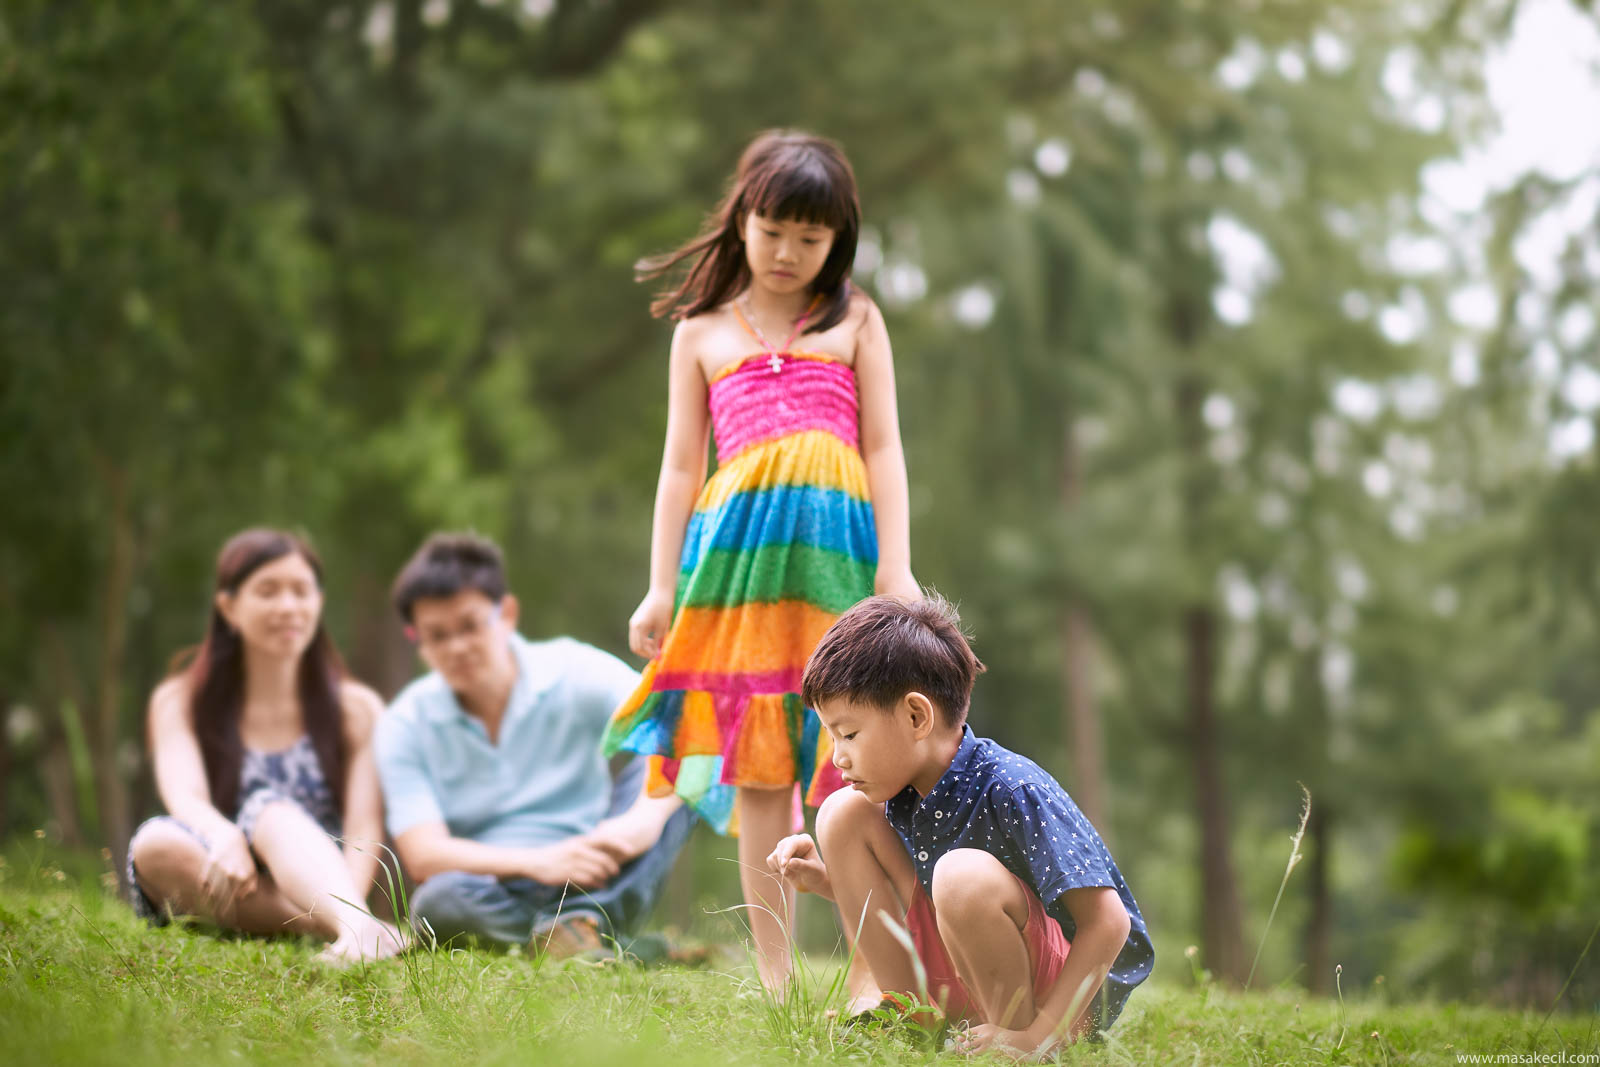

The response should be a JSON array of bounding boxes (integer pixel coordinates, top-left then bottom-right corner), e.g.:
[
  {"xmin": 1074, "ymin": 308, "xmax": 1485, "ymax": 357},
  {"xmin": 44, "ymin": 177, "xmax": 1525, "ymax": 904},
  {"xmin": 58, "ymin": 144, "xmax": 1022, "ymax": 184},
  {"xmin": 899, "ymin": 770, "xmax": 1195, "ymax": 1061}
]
[{"xmin": 408, "ymin": 758, "xmax": 694, "ymax": 946}]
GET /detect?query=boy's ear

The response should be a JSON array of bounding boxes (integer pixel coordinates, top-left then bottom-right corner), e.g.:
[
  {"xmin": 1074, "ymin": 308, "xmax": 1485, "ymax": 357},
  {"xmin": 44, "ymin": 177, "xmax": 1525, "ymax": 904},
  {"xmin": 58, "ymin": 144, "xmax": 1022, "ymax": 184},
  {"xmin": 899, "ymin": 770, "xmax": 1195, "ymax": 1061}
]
[{"xmin": 905, "ymin": 692, "xmax": 938, "ymax": 739}]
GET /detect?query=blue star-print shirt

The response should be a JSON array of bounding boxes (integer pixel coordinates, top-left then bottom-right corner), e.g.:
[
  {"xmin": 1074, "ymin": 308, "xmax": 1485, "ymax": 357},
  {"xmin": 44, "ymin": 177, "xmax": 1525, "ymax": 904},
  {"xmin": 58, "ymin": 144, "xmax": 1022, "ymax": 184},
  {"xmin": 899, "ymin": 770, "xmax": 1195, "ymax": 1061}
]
[{"xmin": 883, "ymin": 727, "xmax": 1154, "ymax": 1028}]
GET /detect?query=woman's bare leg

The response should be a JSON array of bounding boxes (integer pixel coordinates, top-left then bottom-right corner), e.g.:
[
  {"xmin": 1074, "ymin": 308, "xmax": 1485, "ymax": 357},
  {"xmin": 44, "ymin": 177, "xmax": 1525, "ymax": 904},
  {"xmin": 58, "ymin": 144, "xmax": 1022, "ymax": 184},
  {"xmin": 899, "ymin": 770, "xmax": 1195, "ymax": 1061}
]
[
  {"xmin": 247, "ymin": 801, "xmax": 405, "ymax": 962},
  {"xmin": 127, "ymin": 820, "xmax": 325, "ymax": 936}
]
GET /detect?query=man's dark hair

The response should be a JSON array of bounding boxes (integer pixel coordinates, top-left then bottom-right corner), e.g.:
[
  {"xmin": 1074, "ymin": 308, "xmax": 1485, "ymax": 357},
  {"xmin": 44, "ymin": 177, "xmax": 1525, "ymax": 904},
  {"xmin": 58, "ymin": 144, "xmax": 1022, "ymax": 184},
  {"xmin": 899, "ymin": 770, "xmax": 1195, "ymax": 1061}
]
[
  {"xmin": 391, "ymin": 532, "xmax": 508, "ymax": 623},
  {"xmin": 801, "ymin": 593, "xmax": 986, "ymax": 728}
]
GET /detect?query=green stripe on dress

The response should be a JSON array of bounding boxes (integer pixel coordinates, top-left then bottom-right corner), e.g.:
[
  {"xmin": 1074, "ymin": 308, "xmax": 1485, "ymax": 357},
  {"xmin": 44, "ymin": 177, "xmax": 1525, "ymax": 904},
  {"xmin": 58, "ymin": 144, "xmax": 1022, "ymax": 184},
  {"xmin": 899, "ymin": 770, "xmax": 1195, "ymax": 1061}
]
[{"xmin": 677, "ymin": 543, "xmax": 875, "ymax": 614}]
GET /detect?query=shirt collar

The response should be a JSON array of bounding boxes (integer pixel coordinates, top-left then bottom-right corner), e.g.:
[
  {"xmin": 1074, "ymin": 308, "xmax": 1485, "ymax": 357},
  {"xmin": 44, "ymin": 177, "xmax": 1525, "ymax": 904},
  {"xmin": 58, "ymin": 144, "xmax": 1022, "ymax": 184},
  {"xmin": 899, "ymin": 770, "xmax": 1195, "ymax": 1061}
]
[
  {"xmin": 887, "ymin": 725, "xmax": 978, "ymax": 820},
  {"xmin": 425, "ymin": 632, "xmax": 557, "ymax": 725}
]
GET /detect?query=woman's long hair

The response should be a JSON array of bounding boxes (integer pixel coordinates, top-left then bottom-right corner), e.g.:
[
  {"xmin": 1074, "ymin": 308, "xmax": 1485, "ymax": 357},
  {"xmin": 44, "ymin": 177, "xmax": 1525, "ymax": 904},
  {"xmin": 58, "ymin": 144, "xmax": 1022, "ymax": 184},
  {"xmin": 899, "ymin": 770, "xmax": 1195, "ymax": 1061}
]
[
  {"xmin": 640, "ymin": 130, "xmax": 862, "ymax": 334},
  {"xmin": 171, "ymin": 529, "xmax": 347, "ymax": 820}
]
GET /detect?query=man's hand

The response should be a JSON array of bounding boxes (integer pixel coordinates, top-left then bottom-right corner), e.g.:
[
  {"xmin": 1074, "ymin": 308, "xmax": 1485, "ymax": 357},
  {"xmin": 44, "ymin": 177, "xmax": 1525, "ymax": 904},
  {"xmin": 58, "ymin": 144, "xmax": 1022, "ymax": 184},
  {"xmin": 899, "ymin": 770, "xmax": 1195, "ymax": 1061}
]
[
  {"xmin": 767, "ymin": 833, "xmax": 833, "ymax": 901},
  {"xmin": 199, "ymin": 827, "xmax": 258, "ymax": 921},
  {"xmin": 523, "ymin": 837, "xmax": 621, "ymax": 889},
  {"xmin": 582, "ymin": 813, "xmax": 658, "ymax": 866}
]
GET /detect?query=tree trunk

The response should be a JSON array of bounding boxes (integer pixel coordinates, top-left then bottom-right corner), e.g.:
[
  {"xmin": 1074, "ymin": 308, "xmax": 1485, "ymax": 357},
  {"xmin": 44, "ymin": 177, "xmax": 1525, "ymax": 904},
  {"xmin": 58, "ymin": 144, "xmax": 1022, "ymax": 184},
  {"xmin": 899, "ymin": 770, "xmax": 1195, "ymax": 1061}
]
[
  {"xmin": 349, "ymin": 566, "xmax": 414, "ymax": 699},
  {"xmin": 1173, "ymin": 275, "xmax": 1248, "ymax": 984},
  {"xmin": 1060, "ymin": 422, "xmax": 1108, "ymax": 830},
  {"xmin": 0, "ymin": 686, "xmax": 10, "ymax": 836},
  {"xmin": 1301, "ymin": 646, "xmax": 1334, "ymax": 994},
  {"xmin": 40, "ymin": 625, "xmax": 91, "ymax": 846},
  {"xmin": 92, "ymin": 460, "xmax": 137, "ymax": 888},
  {"xmin": 41, "ymin": 719, "xmax": 85, "ymax": 846},
  {"xmin": 1185, "ymin": 603, "xmax": 1248, "ymax": 984},
  {"xmin": 1304, "ymin": 802, "xmax": 1333, "ymax": 994}
]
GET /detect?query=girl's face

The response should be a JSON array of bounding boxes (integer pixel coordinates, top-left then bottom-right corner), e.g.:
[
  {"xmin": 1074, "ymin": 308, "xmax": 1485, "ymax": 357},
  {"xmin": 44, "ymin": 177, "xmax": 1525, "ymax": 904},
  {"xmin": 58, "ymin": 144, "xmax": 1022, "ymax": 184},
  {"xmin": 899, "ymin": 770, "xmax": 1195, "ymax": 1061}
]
[
  {"xmin": 742, "ymin": 212, "xmax": 836, "ymax": 295},
  {"xmin": 217, "ymin": 552, "xmax": 323, "ymax": 661}
]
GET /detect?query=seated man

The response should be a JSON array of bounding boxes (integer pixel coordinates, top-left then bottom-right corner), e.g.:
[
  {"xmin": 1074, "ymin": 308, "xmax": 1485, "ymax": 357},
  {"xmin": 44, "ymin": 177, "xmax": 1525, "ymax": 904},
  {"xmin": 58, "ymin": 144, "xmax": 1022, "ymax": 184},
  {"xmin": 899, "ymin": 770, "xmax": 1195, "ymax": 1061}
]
[
  {"xmin": 767, "ymin": 594, "xmax": 1153, "ymax": 1056},
  {"xmin": 376, "ymin": 532, "xmax": 692, "ymax": 954}
]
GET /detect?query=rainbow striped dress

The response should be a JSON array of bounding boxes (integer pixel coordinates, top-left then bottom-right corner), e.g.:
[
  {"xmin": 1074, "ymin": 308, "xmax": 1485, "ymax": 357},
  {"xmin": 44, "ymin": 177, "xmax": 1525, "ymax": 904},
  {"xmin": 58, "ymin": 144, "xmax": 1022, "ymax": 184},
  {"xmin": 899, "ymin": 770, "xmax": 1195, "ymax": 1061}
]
[{"xmin": 603, "ymin": 304, "xmax": 877, "ymax": 833}]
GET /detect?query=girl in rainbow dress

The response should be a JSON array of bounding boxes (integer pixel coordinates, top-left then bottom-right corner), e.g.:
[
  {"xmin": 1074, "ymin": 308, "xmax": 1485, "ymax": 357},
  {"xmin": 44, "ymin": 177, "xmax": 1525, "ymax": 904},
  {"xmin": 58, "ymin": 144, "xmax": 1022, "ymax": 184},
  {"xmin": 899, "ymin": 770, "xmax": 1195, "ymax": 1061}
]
[{"xmin": 604, "ymin": 130, "xmax": 918, "ymax": 988}]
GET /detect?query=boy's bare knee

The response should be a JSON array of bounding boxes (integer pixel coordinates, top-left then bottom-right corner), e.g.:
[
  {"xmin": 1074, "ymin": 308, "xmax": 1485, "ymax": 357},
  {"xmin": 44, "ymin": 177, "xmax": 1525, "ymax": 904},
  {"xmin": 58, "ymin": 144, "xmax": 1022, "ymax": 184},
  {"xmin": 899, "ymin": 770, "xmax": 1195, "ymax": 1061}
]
[
  {"xmin": 816, "ymin": 787, "xmax": 882, "ymax": 851},
  {"xmin": 930, "ymin": 848, "xmax": 1016, "ymax": 918}
]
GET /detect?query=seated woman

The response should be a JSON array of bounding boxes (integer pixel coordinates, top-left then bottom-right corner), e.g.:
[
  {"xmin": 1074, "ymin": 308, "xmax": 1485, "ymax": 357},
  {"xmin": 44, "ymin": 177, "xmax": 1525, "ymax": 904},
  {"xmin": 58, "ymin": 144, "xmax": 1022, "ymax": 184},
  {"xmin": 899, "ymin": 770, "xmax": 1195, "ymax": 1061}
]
[{"xmin": 127, "ymin": 528, "xmax": 405, "ymax": 963}]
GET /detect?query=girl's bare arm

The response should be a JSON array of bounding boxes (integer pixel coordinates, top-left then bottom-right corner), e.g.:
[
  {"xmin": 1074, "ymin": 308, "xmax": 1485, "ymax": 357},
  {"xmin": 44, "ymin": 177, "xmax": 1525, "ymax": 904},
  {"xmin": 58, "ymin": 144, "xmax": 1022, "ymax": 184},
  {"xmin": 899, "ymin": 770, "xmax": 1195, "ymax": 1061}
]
[
  {"xmin": 337, "ymin": 681, "xmax": 387, "ymax": 903},
  {"xmin": 853, "ymin": 298, "xmax": 917, "ymax": 599},
  {"xmin": 629, "ymin": 321, "xmax": 712, "ymax": 657}
]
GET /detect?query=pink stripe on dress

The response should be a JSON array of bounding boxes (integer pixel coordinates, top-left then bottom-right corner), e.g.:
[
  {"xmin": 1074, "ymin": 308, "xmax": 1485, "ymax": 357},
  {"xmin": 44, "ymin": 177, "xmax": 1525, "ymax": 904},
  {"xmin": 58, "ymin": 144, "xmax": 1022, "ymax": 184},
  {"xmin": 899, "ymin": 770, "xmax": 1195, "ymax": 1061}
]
[
  {"xmin": 652, "ymin": 667, "xmax": 805, "ymax": 698},
  {"xmin": 709, "ymin": 357, "xmax": 860, "ymax": 462}
]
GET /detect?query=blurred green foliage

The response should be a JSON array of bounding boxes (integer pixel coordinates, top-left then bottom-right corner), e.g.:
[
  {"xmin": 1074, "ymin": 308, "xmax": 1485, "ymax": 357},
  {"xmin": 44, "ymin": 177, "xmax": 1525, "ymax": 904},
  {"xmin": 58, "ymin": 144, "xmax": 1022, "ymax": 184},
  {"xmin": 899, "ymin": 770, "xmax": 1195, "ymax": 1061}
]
[{"xmin": 2, "ymin": 0, "xmax": 1596, "ymax": 1010}]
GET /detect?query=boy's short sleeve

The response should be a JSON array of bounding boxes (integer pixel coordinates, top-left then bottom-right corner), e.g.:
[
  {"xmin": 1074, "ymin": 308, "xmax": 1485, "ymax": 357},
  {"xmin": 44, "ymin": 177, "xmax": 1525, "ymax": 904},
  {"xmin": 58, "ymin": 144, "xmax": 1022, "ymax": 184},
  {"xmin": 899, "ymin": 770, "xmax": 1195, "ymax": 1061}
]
[
  {"xmin": 990, "ymin": 783, "xmax": 1116, "ymax": 907},
  {"xmin": 374, "ymin": 707, "xmax": 445, "ymax": 839}
]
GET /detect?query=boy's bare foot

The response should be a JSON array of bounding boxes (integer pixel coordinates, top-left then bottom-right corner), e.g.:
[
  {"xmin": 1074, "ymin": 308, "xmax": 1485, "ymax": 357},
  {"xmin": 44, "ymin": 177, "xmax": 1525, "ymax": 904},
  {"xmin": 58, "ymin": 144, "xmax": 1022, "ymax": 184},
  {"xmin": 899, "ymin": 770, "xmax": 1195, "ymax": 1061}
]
[{"xmin": 846, "ymin": 990, "xmax": 887, "ymax": 1017}]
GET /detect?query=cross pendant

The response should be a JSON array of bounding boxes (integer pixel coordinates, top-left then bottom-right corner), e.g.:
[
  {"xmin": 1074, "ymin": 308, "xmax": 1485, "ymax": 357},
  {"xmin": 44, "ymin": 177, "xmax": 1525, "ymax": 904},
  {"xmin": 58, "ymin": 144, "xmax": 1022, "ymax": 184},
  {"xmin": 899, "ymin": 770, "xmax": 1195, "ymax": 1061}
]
[{"xmin": 767, "ymin": 353, "xmax": 784, "ymax": 374}]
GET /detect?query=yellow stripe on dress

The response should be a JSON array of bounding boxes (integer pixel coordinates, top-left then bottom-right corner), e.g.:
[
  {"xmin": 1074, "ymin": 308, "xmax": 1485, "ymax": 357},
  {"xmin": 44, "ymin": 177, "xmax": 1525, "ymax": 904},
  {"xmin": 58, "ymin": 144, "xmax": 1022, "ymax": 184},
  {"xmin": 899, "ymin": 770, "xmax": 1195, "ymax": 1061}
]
[{"xmin": 695, "ymin": 430, "xmax": 869, "ymax": 514}]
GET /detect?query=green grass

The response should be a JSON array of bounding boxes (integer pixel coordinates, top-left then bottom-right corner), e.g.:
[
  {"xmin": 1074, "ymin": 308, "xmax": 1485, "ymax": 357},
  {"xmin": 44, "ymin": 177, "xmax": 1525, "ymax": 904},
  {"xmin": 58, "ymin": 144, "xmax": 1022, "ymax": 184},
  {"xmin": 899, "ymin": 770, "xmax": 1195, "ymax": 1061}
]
[{"xmin": 1, "ymin": 855, "xmax": 1595, "ymax": 1066}]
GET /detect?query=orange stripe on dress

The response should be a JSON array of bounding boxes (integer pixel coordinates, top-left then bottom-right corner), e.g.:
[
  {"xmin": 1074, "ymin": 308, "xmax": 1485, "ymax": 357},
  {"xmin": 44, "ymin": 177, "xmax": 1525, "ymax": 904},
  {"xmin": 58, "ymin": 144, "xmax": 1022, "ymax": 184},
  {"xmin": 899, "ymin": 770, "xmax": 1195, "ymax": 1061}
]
[{"xmin": 653, "ymin": 600, "xmax": 840, "ymax": 681}]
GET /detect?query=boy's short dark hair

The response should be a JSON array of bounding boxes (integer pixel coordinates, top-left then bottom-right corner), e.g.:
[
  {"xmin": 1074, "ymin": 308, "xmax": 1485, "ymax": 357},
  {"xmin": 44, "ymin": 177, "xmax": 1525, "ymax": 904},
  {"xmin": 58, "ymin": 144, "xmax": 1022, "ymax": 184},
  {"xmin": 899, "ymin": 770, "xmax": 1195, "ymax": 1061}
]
[
  {"xmin": 391, "ymin": 532, "xmax": 508, "ymax": 623},
  {"xmin": 802, "ymin": 593, "xmax": 986, "ymax": 728}
]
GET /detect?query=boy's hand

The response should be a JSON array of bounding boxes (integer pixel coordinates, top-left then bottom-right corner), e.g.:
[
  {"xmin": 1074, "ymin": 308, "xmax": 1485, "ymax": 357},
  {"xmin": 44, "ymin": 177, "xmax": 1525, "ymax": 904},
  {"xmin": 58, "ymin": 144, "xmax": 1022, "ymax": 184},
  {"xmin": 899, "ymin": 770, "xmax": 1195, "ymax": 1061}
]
[
  {"xmin": 767, "ymin": 833, "xmax": 834, "ymax": 901},
  {"xmin": 953, "ymin": 1024, "xmax": 1037, "ymax": 1060}
]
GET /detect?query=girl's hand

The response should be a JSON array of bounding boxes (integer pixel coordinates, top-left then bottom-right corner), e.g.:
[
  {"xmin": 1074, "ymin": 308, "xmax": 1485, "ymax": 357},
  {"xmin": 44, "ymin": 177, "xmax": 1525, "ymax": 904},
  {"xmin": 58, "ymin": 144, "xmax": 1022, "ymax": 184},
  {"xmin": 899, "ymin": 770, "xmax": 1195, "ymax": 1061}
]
[
  {"xmin": 873, "ymin": 566, "xmax": 921, "ymax": 603},
  {"xmin": 628, "ymin": 589, "xmax": 675, "ymax": 659},
  {"xmin": 200, "ymin": 827, "xmax": 258, "ymax": 921},
  {"xmin": 767, "ymin": 833, "xmax": 834, "ymax": 901}
]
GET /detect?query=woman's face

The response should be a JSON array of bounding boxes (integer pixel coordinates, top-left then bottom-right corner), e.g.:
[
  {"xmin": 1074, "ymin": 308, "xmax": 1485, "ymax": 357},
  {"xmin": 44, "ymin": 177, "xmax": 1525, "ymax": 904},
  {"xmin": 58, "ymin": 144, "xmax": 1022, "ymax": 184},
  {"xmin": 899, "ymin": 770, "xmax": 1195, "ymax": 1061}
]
[
  {"xmin": 218, "ymin": 552, "xmax": 324, "ymax": 661},
  {"xmin": 742, "ymin": 212, "xmax": 836, "ymax": 295}
]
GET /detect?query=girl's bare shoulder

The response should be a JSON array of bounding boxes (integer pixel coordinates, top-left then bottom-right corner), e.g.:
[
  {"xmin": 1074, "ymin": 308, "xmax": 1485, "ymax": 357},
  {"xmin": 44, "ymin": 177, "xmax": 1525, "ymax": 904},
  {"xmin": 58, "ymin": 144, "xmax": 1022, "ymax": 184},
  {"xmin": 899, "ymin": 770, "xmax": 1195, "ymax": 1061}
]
[
  {"xmin": 678, "ymin": 304, "xmax": 759, "ymax": 379},
  {"xmin": 847, "ymin": 287, "xmax": 884, "ymax": 330}
]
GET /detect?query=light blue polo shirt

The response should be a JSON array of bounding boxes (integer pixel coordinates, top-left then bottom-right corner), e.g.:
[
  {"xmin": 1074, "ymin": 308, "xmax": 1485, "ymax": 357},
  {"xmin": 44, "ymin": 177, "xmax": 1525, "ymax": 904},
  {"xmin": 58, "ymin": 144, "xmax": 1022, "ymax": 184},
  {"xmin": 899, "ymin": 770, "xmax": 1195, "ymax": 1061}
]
[{"xmin": 375, "ymin": 633, "xmax": 639, "ymax": 848}]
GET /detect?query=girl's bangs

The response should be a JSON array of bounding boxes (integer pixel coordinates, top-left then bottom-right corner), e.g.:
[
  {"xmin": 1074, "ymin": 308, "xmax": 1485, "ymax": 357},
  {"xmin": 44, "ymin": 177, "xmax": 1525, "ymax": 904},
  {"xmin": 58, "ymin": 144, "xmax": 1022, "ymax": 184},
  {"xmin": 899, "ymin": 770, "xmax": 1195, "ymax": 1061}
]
[{"xmin": 746, "ymin": 157, "xmax": 855, "ymax": 232}]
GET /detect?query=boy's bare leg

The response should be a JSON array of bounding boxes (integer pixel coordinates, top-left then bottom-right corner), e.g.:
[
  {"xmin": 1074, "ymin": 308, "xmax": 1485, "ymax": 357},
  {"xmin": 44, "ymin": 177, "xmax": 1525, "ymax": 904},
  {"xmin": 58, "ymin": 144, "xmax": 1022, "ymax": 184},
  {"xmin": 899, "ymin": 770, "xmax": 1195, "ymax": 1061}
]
[
  {"xmin": 814, "ymin": 789, "xmax": 925, "ymax": 1014},
  {"xmin": 930, "ymin": 848, "xmax": 1037, "ymax": 1031},
  {"xmin": 738, "ymin": 784, "xmax": 798, "ymax": 990},
  {"xmin": 128, "ymin": 820, "xmax": 328, "ymax": 936},
  {"xmin": 844, "ymin": 952, "xmax": 883, "ymax": 1014}
]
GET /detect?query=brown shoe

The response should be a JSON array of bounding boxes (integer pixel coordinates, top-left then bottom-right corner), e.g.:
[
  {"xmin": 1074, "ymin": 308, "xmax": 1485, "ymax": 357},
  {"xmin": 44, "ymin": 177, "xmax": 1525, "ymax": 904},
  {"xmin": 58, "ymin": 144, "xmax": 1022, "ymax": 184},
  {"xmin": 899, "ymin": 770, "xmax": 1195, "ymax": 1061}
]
[{"xmin": 534, "ymin": 914, "xmax": 610, "ymax": 961}]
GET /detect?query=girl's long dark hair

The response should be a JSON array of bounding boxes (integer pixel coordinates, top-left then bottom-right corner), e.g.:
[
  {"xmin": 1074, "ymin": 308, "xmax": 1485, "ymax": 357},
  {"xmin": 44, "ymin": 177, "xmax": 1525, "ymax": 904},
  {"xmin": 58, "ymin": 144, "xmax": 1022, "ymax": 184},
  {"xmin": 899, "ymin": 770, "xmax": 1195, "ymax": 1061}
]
[
  {"xmin": 640, "ymin": 130, "xmax": 862, "ymax": 334},
  {"xmin": 170, "ymin": 529, "xmax": 347, "ymax": 820}
]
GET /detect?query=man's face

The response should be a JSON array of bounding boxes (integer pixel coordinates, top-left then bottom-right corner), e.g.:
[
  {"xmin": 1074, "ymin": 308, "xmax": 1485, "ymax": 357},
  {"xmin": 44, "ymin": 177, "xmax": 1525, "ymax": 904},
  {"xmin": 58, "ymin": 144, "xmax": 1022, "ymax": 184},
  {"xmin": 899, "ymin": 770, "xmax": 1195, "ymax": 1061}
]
[
  {"xmin": 815, "ymin": 696, "xmax": 923, "ymax": 805},
  {"xmin": 409, "ymin": 589, "xmax": 517, "ymax": 695}
]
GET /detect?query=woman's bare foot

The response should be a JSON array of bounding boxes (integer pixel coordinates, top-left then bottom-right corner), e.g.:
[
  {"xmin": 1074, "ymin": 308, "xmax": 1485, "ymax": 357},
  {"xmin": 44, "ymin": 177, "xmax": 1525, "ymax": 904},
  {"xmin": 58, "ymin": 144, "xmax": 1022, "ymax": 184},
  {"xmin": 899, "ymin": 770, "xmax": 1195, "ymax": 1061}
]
[{"xmin": 315, "ymin": 919, "xmax": 408, "ymax": 966}]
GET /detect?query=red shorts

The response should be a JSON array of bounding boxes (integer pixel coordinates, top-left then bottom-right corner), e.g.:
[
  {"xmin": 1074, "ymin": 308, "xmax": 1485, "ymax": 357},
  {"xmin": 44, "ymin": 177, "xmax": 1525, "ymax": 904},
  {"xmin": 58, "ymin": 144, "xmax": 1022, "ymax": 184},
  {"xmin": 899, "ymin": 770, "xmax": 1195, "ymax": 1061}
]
[{"xmin": 903, "ymin": 871, "xmax": 1071, "ymax": 1023}]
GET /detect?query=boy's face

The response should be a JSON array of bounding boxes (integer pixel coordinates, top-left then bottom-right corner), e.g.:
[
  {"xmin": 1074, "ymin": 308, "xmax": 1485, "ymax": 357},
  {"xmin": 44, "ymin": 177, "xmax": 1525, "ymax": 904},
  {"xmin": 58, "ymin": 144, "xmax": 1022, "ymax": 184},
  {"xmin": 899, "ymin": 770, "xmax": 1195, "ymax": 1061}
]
[{"xmin": 815, "ymin": 693, "xmax": 941, "ymax": 804}]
